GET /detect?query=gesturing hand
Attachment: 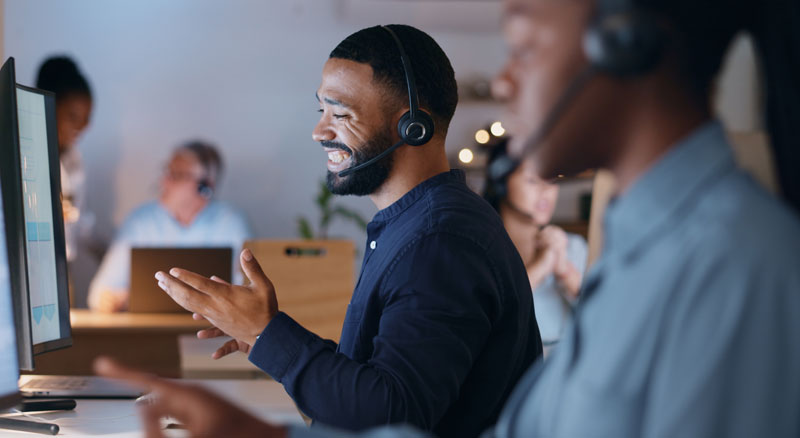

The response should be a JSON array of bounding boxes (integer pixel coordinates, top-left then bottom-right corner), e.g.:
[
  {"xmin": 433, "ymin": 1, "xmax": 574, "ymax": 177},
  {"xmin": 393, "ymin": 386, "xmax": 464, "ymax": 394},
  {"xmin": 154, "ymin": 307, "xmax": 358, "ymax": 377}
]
[
  {"xmin": 155, "ymin": 248, "xmax": 278, "ymax": 345},
  {"xmin": 194, "ymin": 313, "xmax": 252, "ymax": 360},
  {"xmin": 94, "ymin": 357, "xmax": 286, "ymax": 438}
]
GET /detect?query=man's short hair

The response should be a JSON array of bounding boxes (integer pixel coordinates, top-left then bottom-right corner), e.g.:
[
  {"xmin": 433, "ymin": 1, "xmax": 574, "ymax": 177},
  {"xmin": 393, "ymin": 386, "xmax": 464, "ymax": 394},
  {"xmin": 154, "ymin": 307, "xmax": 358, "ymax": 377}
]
[{"xmin": 330, "ymin": 24, "xmax": 458, "ymax": 133}]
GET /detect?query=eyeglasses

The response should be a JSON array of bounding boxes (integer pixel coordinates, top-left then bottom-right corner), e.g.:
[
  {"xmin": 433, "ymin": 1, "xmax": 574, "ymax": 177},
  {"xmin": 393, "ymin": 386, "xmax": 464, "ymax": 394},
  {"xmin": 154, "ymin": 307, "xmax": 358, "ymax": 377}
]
[{"xmin": 163, "ymin": 168, "xmax": 202, "ymax": 183}]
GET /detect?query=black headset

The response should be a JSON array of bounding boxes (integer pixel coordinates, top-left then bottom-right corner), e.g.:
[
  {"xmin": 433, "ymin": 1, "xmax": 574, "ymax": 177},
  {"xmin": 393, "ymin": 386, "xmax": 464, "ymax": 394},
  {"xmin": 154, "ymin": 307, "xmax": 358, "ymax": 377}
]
[
  {"xmin": 197, "ymin": 179, "xmax": 213, "ymax": 199},
  {"xmin": 337, "ymin": 25, "xmax": 435, "ymax": 177},
  {"xmin": 488, "ymin": 2, "xmax": 666, "ymax": 183},
  {"xmin": 383, "ymin": 25, "xmax": 435, "ymax": 146}
]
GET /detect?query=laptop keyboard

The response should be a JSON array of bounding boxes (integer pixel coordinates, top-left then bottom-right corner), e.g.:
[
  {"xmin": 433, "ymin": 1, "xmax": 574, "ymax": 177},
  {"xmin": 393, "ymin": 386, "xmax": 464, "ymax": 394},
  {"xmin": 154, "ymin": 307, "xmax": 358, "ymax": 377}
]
[{"xmin": 22, "ymin": 377, "xmax": 89, "ymax": 390}]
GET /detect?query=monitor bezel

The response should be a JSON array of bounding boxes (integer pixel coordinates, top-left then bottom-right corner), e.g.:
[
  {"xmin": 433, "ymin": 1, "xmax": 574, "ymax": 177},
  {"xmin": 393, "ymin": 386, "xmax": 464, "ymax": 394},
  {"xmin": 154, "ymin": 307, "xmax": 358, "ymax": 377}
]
[
  {"xmin": 0, "ymin": 57, "xmax": 23, "ymax": 406},
  {"xmin": 0, "ymin": 57, "xmax": 35, "ymax": 371},
  {"xmin": 15, "ymin": 83, "xmax": 73, "ymax": 356}
]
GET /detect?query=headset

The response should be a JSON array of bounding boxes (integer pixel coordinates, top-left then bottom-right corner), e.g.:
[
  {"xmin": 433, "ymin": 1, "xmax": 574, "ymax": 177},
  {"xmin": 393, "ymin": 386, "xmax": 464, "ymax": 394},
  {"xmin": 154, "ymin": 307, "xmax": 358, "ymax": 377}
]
[
  {"xmin": 197, "ymin": 179, "xmax": 213, "ymax": 199},
  {"xmin": 488, "ymin": 2, "xmax": 666, "ymax": 183},
  {"xmin": 338, "ymin": 25, "xmax": 435, "ymax": 178},
  {"xmin": 181, "ymin": 142, "xmax": 220, "ymax": 200}
]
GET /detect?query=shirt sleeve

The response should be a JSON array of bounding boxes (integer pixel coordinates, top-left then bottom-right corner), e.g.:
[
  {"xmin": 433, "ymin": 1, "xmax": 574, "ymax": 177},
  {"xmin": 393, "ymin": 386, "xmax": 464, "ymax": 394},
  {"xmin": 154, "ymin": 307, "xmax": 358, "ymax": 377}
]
[
  {"xmin": 566, "ymin": 233, "xmax": 588, "ymax": 275},
  {"xmin": 641, "ymin": 253, "xmax": 800, "ymax": 438},
  {"xmin": 249, "ymin": 233, "xmax": 500, "ymax": 431},
  {"xmin": 557, "ymin": 233, "xmax": 588, "ymax": 307},
  {"xmin": 288, "ymin": 424, "xmax": 433, "ymax": 438}
]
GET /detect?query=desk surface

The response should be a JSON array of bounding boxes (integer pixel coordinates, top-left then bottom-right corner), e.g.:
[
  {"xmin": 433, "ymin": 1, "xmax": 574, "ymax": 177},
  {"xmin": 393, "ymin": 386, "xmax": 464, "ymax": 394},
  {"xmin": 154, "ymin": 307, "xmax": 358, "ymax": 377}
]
[
  {"xmin": 69, "ymin": 309, "xmax": 209, "ymax": 333},
  {"xmin": 0, "ymin": 379, "xmax": 304, "ymax": 437},
  {"xmin": 179, "ymin": 335, "xmax": 266, "ymax": 379}
]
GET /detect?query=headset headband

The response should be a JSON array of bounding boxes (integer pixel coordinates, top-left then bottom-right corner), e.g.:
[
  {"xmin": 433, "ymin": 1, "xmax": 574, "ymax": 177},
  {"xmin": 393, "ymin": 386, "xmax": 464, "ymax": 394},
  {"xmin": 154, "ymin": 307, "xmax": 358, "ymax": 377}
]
[{"xmin": 381, "ymin": 25, "xmax": 420, "ymax": 119}]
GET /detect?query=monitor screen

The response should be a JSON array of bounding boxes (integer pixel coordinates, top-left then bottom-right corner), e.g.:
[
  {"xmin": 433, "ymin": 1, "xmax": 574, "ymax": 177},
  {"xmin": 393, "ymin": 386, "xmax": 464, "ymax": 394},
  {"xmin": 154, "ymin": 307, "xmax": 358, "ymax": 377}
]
[
  {"xmin": 0, "ymin": 57, "xmax": 34, "ymax": 371},
  {"xmin": 0, "ymin": 172, "xmax": 21, "ymax": 409},
  {"xmin": 15, "ymin": 85, "xmax": 71, "ymax": 353}
]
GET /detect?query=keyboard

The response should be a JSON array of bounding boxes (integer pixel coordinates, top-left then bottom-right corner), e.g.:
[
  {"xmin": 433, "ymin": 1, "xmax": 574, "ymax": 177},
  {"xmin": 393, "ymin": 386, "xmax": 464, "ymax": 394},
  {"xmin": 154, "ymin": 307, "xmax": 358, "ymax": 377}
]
[{"xmin": 21, "ymin": 377, "xmax": 88, "ymax": 390}]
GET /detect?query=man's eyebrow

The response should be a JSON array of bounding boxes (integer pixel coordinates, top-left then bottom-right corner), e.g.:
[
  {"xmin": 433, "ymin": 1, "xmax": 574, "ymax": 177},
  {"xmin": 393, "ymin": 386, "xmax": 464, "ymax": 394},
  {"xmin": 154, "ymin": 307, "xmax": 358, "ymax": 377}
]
[{"xmin": 315, "ymin": 92, "xmax": 349, "ymax": 108}]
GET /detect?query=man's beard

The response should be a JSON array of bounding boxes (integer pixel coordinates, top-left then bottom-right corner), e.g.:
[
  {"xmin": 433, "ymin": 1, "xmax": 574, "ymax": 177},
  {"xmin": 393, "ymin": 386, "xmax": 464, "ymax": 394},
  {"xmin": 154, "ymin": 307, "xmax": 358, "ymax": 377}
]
[{"xmin": 324, "ymin": 128, "xmax": 395, "ymax": 196}]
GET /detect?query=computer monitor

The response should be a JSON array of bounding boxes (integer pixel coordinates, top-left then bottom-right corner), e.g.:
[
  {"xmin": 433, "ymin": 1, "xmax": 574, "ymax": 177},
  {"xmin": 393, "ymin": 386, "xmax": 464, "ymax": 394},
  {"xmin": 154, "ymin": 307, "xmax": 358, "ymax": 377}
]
[
  {"xmin": 0, "ymin": 56, "xmax": 71, "ymax": 360},
  {"xmin": 0, "ymin": 57, "xmax": 34, "ymax": 371},
  {"xmin": 16, "ymin": 87, "xmax": 71, "ymax": 354},
  {"xmin": 0, "ymin": 149, "xmax": 22, "ymax": 411}
]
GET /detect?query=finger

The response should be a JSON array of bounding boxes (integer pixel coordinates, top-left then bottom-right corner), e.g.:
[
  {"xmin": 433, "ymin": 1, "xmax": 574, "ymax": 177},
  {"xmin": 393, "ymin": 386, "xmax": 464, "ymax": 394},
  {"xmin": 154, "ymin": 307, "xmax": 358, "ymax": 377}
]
[
  {"xmin": 197, "ymin": 327, "xmax": 226, "ymax": 339},
  {"xmin": 210, "ymin": 275, "xmax": 231, "ymax": 286},
  {"xmin": 154, "ymin": 272, "xmax": 213, "ymax": 314},
  {"xmin": 212, "ymin": 339, "xmax": 241, "ymax": 360},
  {"xmin": 141, "ymin": 403, "xmax": 167, "ymax": 438},
  {"xmin": 192, "ymin": 312, "xmax": 206, "ymax": 321},
  {"xmin": 240, "ymin": 249, "xmax": 272, "ymax": 290},
  {"xmin": 166, "ymin": 268, "xmax": 226, "ymax": 296}
]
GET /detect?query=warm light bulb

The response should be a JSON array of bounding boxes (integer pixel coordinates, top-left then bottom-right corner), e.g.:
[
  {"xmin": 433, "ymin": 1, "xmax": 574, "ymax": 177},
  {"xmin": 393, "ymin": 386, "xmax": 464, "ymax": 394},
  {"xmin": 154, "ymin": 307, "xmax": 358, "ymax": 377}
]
[
  {"xmin": 475, "ymin": 129, "xmax": 490, "ymax": 144},
  {"xmin": 490, "ymin": 121, "xmax": 505, "ymax": 137},
  {"xmin": 458, "ymin": 148, "xmax": 474, "ymax": 164}
]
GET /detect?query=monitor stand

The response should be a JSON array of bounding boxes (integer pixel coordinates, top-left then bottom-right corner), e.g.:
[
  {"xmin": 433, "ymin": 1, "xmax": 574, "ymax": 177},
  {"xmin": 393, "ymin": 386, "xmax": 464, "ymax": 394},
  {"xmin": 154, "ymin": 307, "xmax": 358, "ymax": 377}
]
[{"xmin": 0, "ymin": 399, "xmax": 75, "ymax": 435}]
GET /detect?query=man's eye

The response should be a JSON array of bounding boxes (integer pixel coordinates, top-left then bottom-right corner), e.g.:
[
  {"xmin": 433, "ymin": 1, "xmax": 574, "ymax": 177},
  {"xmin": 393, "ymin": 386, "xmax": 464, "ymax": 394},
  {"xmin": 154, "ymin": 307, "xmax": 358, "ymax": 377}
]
[
  {"xmin": 317, "ymin": 109, "xmax": 324, "ymax": 113},
  {"xmin": 333, "ymin": 114, "xmax": 349, "ymax": 119}
]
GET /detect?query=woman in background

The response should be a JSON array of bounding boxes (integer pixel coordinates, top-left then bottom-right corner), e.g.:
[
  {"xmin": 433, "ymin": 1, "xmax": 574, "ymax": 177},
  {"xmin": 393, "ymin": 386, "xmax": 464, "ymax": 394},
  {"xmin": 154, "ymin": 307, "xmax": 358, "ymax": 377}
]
[
  {"xmin": 484, "ymin": 139, "xmax": 586, "ymax": 345},
  {"xmin": 35, "ymin": 56, "xmax": 93, "ymax": 262}
]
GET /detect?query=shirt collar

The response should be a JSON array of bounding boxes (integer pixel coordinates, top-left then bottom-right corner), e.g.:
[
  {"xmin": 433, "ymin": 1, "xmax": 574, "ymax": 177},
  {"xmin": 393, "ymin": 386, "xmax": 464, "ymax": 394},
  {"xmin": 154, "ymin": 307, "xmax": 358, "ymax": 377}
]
[
  {"xmin": 603, "ymin": 120, "xmax": 736, "ymax": 261},
  {"xmin": 372, "ymin": 169, "xmax": 465, "ymax": 222}
]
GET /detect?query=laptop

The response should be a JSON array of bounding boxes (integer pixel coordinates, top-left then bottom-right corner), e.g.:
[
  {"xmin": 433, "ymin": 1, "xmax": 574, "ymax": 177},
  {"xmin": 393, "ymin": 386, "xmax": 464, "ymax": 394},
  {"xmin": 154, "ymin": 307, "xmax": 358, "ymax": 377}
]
[
  {"xmin": 129, "ymin": 247, "xmax": 233, "ymax": 313},
  {"xmin": 19, "ymin": 375, "xmax": 144, "ymax": 399}
]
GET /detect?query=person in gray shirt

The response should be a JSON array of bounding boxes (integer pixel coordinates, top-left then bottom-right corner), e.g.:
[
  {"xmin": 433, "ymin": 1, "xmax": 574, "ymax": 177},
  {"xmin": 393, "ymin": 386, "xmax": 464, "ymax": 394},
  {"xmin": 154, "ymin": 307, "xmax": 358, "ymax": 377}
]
[{"xmin": 94, "ymin": 0, "xmax": 800, "ymax": 436}]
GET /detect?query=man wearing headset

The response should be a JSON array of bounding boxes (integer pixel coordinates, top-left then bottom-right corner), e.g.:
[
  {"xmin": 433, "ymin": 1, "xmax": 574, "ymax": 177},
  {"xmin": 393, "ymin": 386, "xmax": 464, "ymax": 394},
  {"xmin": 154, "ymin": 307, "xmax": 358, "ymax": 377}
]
[
  {"xmin": 88, "ymin": 140, "xmax": 253, "ymax": 312},
  {"xmin": 128, "ymin": 25, "xmax": 540, "ymax": 438},
  {"xmin": 98, "ymin": 0, "xmax": 800, "ymax": 435}
]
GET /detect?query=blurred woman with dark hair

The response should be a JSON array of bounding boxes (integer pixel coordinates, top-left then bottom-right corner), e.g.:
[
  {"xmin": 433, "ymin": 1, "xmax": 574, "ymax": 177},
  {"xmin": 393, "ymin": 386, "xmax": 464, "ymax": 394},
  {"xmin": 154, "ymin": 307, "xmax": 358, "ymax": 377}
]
[
  {"xmin": 484, "ymin": 139, "xmax": 586, "ymax": 345},
  {"xmin": 35, "ymin": 56, "xmax": 93, "ymax": 262}
]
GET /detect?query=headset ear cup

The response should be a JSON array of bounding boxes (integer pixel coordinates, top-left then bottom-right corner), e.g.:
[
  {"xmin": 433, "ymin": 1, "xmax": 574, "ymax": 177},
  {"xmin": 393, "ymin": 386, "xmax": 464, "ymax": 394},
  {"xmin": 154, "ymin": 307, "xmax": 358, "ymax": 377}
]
[
  {"xmin": 198, "ymin": 181, "xmax": 213, "ymax": 199},
  {"xmin": 397, "ymin": 110, "xmax": 435, "ymax": 146},
  {"xmin": 583, "ymin": 10, "xmax": 666, "ymax": 77}
]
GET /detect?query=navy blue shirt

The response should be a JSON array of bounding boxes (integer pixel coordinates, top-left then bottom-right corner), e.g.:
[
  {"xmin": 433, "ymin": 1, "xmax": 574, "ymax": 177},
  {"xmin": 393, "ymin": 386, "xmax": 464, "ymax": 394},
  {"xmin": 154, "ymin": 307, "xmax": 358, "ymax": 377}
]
[{"xmin": 249, "ymin": 170, "xmax": 542, "ymax": 438}]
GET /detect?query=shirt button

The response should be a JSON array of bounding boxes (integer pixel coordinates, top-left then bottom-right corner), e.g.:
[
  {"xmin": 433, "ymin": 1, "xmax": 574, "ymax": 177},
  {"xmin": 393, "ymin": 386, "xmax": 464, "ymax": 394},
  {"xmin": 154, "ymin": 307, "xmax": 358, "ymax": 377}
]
[{"xmin": 370, "ymin": 241, "xmax": 377, "ymax": 250}]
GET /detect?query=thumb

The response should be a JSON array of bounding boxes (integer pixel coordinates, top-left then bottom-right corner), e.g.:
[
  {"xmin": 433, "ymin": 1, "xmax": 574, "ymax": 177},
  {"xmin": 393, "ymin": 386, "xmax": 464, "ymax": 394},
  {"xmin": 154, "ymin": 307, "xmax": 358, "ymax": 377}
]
[{"xmin": 240, "ymin": 249, "xmax": 272, "ymax": 290}]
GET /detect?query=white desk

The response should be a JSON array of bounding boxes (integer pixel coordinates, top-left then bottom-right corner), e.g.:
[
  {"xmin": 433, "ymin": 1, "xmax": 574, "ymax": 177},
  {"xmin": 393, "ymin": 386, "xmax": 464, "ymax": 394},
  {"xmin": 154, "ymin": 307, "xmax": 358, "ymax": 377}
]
[{"xmin": 0, "ymin": 379, "xmax": 304, "ymax": 437}]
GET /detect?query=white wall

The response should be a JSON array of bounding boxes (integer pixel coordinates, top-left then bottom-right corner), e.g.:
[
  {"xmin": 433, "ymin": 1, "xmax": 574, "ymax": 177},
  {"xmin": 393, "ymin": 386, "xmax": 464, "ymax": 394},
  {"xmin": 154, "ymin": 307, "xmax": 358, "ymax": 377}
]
[
  {"xmin": 4, "ymin": 0, "xmax": 508, "ymax": 247},
  {"xmin": 4, "ymin": 0, "xmax": 762, "ymax": 298}
]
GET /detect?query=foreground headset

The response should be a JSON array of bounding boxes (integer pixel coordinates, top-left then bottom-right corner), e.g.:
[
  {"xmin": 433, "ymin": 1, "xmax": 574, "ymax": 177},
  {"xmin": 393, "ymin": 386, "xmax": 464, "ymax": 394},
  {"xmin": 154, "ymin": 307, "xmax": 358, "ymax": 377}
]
[
  {"xmin": 338, "ymin": 25, "xmax": 435, "ymax": 177},
  {"xmin": 488, "ymin": 1, "xmax": 667, "ymax": 182}
]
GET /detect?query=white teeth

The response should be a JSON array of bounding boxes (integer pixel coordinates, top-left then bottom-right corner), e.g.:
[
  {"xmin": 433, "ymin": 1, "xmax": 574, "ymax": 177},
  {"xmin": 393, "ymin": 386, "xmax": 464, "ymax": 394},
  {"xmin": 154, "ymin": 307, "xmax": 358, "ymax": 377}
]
[{"xmin": 327, "ymin": 151, "xmax": 351, "ymax": 164}]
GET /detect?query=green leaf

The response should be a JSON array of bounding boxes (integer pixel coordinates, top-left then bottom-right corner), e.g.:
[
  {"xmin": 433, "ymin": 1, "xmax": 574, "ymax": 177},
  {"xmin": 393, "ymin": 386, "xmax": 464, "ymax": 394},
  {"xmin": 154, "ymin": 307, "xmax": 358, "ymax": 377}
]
[
  {"xmin": 296, "ymin": 217, "xmax": 314, "ymax": 240},
  {"xmin": 316, "ymin": 180, "xmax": 332, "ymax": 208}
]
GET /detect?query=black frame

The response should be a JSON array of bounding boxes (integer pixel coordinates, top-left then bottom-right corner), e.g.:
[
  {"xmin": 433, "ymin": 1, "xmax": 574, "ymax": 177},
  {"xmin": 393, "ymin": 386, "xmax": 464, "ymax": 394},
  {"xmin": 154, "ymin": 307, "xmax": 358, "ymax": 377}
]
[
  {"xmin": 14, "ymin": 83, "xmax": 73, "ymax": 356},
  {"xmin": 0, "ymin": 57, "xmax": 35, "ymax": 371}
]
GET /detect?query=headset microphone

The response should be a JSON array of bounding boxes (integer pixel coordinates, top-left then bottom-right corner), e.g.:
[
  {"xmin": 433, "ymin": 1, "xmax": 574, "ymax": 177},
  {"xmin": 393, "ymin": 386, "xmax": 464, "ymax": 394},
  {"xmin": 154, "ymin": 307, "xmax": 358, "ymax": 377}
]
[
  {"xmin": 337, "ymin": 25, "xmax": 435, "ymax": 178},
  {"xmin": 489, "ymin": 5, "xmax": 665, "ymax": 184},
  {"xmin": 489, "ymin": 65, "xmax": 598, "ymax": 183},
  {"xmin": 337, "ymin": 139, "xmax": 406, "ymax": 178}
]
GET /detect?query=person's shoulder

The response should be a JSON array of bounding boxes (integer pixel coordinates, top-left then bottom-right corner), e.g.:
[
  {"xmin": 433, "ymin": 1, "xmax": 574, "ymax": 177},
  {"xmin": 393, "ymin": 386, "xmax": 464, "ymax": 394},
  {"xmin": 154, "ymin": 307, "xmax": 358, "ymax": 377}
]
[
  {"xmin": 689, "ymin": 170, "xmax": 800, "ymax": 273},
  {"xmin": 122, "ymin": 201, "xmax": 162, "ymax": 225},
  {"xmin": 423, "ymin": 178, "xmax": 507, "ymax": 246},
  {"xmin": 205, "ymin": 201, "xmax": 251, "ymax": 229},
  {"xmin": 565, "ymin": 232, "xmax": 588, "ymax": 265},
  {"xmin": 208, "ymin": 200, "xmax": 246, "ymax": 217}
]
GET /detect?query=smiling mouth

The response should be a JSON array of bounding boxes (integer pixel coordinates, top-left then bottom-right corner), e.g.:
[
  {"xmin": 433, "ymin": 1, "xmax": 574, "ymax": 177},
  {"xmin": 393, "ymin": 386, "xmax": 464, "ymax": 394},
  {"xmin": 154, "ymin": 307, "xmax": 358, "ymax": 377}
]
[{"xmin": 327, "ymin": 150, "xmax": 351, "ymax": 164}]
